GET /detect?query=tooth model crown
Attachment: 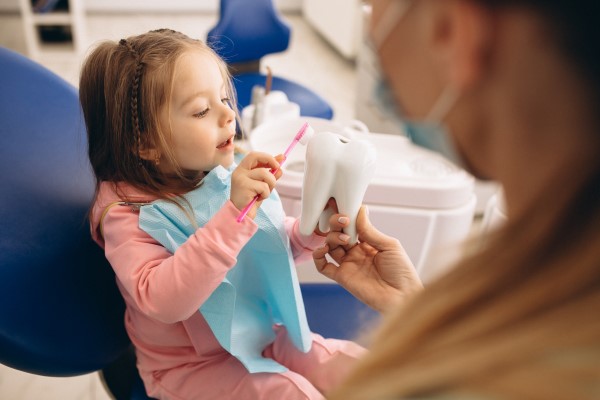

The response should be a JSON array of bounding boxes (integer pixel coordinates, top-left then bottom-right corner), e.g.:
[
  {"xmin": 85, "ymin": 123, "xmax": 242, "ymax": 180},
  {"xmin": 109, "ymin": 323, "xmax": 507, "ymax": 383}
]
[{"xmin": 299, "ymin": 132, "xmax": 377, "ymax": 244}]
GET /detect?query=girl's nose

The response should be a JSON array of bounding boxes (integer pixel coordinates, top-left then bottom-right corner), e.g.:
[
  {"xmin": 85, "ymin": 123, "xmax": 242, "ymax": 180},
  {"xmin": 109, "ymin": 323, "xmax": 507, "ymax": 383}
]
[{"xmin": 220, "ymin": 102, "xmax": 236, "ymax": 128}]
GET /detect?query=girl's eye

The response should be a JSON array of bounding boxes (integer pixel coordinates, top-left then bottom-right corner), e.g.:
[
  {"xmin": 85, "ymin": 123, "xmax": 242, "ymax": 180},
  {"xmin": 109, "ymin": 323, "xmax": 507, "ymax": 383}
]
[
  {"xmin": 193, "ymin": 108, "xmax": 209, "ymax": 118},
  {"xmin": 222, "ymin": 98, "xmax": 232, "ymax": 107}
]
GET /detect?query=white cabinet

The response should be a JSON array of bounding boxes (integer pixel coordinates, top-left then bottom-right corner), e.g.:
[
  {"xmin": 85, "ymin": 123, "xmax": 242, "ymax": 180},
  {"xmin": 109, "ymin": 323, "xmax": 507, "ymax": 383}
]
[
  {"xmin": 302, "ymin": 0, "xmax": 363, "ymax": 60},
  {"xmin": 18, "ymin": 0, "xmax": 85, "ymax": 60}
]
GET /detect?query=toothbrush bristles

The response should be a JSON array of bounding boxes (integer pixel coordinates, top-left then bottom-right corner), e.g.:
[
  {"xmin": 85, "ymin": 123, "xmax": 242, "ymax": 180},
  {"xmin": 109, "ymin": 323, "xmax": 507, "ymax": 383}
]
[
  {"xmin": 297, "ymin": 124, "xmax": 314, "ymax": 145},
  {"xmin": 237, "ymin": 121, "xmax": 312, "ymax": 223},
  {"xmin": 283, "ymin": 122, "xmax": 312, "ymax": 158}
]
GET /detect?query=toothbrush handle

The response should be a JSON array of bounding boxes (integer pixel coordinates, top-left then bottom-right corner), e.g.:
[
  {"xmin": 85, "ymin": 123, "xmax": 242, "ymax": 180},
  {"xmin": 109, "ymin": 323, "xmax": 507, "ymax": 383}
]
[
  {"xmin": 236, "ymin": 123, "xmax": 306, "ymax": 223},
  {"xmin": 236, "ymin": 157, "xmax": 288, "ymax": 223},
  {"xmin": 236, "ymin": 195, "xmax": 259, "ymax": 223}
]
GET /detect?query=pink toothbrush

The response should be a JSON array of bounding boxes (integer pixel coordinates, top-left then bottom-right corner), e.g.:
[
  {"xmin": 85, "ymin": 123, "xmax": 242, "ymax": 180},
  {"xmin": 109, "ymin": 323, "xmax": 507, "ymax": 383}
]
[{"xmin": 236, "ymin": 122, "xmax": 314, "ymax": 223}]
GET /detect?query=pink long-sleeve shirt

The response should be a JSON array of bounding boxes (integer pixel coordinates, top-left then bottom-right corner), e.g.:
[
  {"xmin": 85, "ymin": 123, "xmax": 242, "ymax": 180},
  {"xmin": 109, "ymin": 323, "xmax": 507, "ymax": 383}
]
[{"xmin": 90, "ymin": 181, "xmax": 325, "ymax": 374}]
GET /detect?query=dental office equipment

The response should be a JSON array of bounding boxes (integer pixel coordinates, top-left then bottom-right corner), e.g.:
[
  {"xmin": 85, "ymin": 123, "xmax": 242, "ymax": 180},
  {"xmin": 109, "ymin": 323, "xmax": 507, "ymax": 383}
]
[
  {"xmin": 242, "ymin": 89, "xmax": 301, "ymax": 133},
  {"xmin": 236, "ymin": 122, "xmax": 314, "ymax": 222},
  {"xmin": 249, "ymin": 117, "xmax": 476, "ymax": 283},
  {"xmin": 299, "ymin": 132, "xmax": 377, "ymax": 245}
]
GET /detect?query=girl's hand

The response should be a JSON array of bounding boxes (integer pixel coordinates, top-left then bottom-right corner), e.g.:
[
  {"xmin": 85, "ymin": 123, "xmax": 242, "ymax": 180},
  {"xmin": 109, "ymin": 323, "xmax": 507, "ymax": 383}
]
[
  {"xmin": 313, "ymin": 207, "xmax": 423, "ymax": 313},
  {"xmin": 230, "ymin": 152, "xmax": 284, "ymax": 219}
]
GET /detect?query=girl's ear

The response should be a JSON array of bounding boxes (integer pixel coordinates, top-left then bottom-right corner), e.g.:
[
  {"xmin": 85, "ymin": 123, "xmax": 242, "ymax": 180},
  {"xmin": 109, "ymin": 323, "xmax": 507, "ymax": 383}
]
[{"xmin": 138, "ymin": 146, "xmax": 160, "ymax": 163}]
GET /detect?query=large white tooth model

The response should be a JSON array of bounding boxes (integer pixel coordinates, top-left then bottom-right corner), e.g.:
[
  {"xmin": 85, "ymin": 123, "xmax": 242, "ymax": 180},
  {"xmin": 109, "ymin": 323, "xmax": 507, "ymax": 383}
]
[{"xmin": 299, "ymin": 132, "xmax": 377, "ymax": 244}]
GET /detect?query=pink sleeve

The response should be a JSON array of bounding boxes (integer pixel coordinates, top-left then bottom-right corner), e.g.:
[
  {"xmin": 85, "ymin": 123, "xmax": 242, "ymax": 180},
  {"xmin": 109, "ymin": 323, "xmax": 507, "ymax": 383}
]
[
  {"xmin": 102, "ymin": 200, "xmax": 257, "ymax": 324},
  {"xmin": 284, "ymin": 216, "xmax": 326, "ymax": 264}
]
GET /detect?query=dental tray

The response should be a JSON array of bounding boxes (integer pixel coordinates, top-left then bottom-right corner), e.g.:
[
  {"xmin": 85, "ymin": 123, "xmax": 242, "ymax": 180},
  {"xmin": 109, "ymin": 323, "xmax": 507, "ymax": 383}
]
[{"xmin": 248, "ymin": 117, "xmax": 476, "ymax": 282}]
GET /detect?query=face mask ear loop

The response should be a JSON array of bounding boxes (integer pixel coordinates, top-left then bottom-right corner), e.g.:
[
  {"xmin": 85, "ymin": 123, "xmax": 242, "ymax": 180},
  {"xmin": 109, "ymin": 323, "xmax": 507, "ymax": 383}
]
[
  {"xmin": 371, "ymin": 1, "xmax": 414, "ymax": 49},
  {"xmin": 425, "ymin": 84, "xmax": 461, "ymax": 123}
]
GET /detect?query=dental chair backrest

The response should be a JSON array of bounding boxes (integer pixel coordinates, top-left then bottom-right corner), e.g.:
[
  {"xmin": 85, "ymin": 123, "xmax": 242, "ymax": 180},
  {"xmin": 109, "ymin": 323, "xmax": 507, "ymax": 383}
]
[
  {"xmin": 207, "ymin": 0, "xmax": 291, "ymax": 70},
  {"xmin": 207, "ymin": 0, "xmax": 334, "ymax": 121},
  {"xmin": 0, "ymin": 46, "xmax": 152, "ymax": 399}
]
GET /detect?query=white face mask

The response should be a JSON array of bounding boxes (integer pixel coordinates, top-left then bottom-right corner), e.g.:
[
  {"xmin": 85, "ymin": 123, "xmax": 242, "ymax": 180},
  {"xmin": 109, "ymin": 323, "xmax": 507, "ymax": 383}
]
[{"xmin": 370, "ymin": 0, "xmax": 464, "ymax": 167}]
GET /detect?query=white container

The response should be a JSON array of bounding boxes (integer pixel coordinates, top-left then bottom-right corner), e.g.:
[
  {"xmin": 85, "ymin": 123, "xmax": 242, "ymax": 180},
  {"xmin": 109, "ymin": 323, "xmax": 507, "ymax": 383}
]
[
  {"xmin": 241, "ymin": 90, "xmax": 301, "ymax": 134},
  {"xmin": 249, "ymin": 117, "xmax": 477, "ymax": 283},
  {"xmin": 481, "ymin": 189, "xmax": 508, "ymax": 234}
]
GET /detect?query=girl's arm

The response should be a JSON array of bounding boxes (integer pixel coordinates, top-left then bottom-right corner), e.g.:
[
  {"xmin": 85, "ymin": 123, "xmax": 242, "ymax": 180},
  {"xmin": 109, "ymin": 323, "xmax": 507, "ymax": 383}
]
[
  {"xmin": 285, "ymin": 216, "xmax": 326, "ymax": 264},
  {"xmin": 102, "ymin": 200, "xmax": 257, "ymax": 324}
]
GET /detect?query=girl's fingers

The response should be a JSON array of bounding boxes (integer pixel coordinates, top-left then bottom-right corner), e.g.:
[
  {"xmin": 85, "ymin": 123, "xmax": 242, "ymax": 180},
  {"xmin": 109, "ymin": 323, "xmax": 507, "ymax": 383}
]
[
  {"xmin": 241, "ymin": 152, "xmax": 281, "ymax": 171},
  {"xmin": 251, "ymin": 180, "xmax": 271, "ymax": 200},
  {"xmin": 247, "ymin": 168, "xmax": 278, "ymax": 190}
]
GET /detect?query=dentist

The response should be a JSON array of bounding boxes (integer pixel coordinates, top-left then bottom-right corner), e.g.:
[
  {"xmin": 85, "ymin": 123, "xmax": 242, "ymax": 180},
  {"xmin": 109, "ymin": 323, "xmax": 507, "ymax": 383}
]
[{"xmin": 315, "ymin": 1, "xmax": 600, "ymax": 399}]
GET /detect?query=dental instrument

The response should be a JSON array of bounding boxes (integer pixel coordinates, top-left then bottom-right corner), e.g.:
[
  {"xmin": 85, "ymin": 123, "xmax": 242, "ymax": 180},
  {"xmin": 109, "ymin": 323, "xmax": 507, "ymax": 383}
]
[{"xmin": 236, "ymin": 122, "xmax": 314, "ymax": 222}]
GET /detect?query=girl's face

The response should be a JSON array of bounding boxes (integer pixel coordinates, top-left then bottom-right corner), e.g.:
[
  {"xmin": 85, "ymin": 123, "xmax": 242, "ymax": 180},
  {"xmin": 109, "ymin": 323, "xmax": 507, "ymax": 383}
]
[{"xmin": 158, "ymin": 50, "xmax": 236, "ymax": 175}]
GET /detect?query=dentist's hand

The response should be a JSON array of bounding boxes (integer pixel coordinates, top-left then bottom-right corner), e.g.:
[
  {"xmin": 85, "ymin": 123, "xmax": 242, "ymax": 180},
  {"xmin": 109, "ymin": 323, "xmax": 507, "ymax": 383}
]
[
  {"xmin": 313, "ymin": 207, "xmax": 423, "ymax": 313},
  {"xmin": 231, "ymin": 152, "xmax": 283, "ymax": 219}
]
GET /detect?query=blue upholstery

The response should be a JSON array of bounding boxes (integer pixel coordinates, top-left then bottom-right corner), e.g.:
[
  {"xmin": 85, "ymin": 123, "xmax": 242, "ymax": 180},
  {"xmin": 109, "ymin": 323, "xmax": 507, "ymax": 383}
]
[
  {"xmin": 208, "ymin": 0, "xmax": 290, "ymax": 64},
  {"xmin": 0, "ymin": 46, "xmax": 151, "ymax": 399},
  {"xmin": 207, "ymin": 0, "xmax": 334, "ymax": 120},
  {"xmin": 233, "ymin": 74, "xmax": 334, "ymax": 119},
  {"xmin": 300, "ymin": 284, "xmax": 379, "ymax": 340}
]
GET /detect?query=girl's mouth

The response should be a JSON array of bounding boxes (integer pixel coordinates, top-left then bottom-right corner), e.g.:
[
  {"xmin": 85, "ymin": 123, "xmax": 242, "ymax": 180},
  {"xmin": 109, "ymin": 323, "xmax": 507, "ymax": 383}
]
[{"xmin": 217, "ymin": 136, "xmax": 234, "ymax": 149}]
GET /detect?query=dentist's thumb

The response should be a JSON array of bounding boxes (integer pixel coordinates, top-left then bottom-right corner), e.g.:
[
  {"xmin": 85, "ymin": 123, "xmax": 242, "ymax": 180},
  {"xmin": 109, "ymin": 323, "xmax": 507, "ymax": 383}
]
[{"xmin": 356, "ymin": 206, "xmax": 400, "ymax": 251}]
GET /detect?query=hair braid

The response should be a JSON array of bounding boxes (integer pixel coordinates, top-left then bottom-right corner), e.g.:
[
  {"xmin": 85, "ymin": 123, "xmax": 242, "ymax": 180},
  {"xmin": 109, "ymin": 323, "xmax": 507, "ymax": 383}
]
[
  {"xmin": 82, "ymin": 29, "xmax": 239, "ymax": 202},
  {"xmin": 119, "ymin": 38, "xmax": 145, "ymax": 166}
]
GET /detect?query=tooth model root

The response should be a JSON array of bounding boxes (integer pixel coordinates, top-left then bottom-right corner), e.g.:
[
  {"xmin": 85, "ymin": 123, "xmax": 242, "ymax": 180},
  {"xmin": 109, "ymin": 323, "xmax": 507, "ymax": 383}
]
[{"xmin": 299, "ymin": 132, "xmax": 377, "ymax": 244}]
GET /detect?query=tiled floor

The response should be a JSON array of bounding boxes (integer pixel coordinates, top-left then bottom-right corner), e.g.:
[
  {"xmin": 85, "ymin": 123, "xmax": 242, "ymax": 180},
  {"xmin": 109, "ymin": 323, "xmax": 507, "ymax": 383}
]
[{"xmin": 0, "ymin": 10, "xmax": 357, "ymax": 400}]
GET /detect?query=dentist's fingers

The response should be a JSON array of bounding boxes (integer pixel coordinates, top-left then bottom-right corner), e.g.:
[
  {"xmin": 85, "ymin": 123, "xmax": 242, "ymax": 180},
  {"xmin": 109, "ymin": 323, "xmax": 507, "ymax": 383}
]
[
  {"xmin": 327, "ymin": 212, "xmax": 349, "ymax": 233},
  {"xmin": 355, "ymin": 207, "xmax": 401, "ymax": 252},
  {"xmin": 313, "ymin": 244, "xmax": 340, "ymax": 281},
  {"xmin": 325, "ymin": 212, "xmax": 353, "ymax": 249},
  {"xmin": 328, "ymin": 245, "xmax": 348, "ymax": 265},
  {"xmin": 319, "ymin": 213, "xmax": 352, "ymax": 265}
]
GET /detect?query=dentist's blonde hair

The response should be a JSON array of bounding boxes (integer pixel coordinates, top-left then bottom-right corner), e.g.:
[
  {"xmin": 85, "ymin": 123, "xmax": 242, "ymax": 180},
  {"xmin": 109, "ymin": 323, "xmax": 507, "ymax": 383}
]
[{"xmin": 328, "ymin": 0, "xmax": 600, "ymax": 399}]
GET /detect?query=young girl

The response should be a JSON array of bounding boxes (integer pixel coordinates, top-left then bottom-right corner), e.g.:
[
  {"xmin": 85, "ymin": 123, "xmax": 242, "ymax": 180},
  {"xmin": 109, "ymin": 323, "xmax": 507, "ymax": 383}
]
[{"xmin": 79, "ymin": 29, "xmax": 364, "ymax": 399}]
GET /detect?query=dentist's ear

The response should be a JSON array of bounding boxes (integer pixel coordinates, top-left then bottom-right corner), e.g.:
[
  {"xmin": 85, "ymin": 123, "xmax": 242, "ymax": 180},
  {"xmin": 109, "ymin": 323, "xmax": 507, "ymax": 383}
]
[{"xmin": 433, "ymin": 0, "xmax": 494, "ymax": 89}]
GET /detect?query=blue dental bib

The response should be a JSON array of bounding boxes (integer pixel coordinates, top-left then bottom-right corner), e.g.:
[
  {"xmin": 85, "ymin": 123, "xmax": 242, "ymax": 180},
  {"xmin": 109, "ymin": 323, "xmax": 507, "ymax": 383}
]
[{"xmin": 138, "ymin": 162, "xmax": 312, "ymax": 373}]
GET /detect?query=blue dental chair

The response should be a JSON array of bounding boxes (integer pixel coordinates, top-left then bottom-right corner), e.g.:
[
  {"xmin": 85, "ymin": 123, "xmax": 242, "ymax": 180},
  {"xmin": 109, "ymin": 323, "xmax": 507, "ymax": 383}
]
[
  {"xmin": 0, "ymin": 46, "xmax": 153, "ymax": 400},
  {"xmin": 0, "ymin": 43, "xmax": 369, "ymax": 397},
  {"xmin": 207, "ymin": 0, "xmax": 334, "ymax": 120}
]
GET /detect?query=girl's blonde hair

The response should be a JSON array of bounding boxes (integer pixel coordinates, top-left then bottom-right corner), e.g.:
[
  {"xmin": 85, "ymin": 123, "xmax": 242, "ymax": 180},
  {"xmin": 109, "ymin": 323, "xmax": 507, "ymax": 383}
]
[{"xmin": 80, "ymin": 29, "xmax": 239, "ymax": 204}]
